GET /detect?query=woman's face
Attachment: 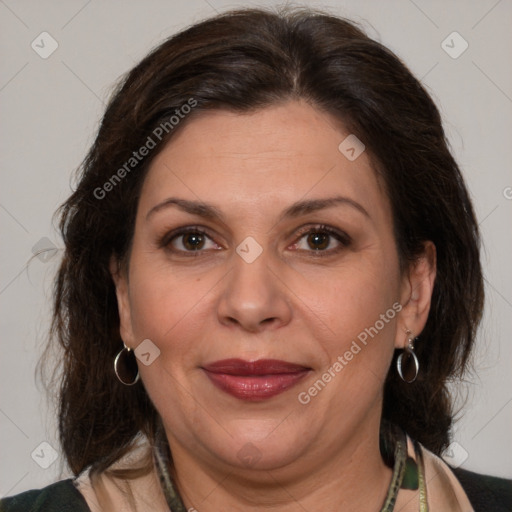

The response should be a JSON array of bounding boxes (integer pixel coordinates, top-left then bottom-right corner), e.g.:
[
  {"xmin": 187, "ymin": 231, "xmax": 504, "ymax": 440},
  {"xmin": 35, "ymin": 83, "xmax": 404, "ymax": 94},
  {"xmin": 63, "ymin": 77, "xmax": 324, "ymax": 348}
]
[{"xmin": 113, "ymin": 101, "xmax": 431, "ymax": 476}]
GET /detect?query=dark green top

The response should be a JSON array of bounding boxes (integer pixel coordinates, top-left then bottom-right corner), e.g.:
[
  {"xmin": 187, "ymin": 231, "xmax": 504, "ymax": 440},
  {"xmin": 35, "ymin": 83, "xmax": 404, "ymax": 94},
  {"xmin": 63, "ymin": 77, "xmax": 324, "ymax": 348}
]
[
  {"xmin": 0, "ymin": 480, "xmax": 89, "ymax": 512},
  {"xmin": 1, "ymin": 469, "xmax": 511, "ymax": 511}
]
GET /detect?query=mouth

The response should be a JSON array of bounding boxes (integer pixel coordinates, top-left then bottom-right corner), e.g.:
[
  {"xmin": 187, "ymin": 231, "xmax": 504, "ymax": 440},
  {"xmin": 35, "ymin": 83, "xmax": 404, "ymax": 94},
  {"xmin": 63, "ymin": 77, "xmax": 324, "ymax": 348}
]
[{"xmin": 201, "ymin": 358, "xmax": 311, "ymax": 401}]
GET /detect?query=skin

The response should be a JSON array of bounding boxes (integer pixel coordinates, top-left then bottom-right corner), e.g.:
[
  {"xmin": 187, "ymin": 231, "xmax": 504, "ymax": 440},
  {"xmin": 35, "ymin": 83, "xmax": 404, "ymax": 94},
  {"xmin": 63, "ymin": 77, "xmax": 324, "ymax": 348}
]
[{"xmin": 111, "ymin": 100, "xmax": 436, "ymax": 511}]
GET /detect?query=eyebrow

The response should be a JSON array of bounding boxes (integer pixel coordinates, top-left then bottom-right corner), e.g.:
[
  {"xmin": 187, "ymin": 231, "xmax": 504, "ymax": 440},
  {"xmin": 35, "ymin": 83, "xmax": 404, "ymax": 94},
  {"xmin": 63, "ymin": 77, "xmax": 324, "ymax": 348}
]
[
  {"xmin": 280, "ymin": 196, "xmax": 369, "ymax": 220},
  {"xmin": 146, "ymin": 195, "xmax": 370, "ymax": 222},
  {"xmin": 146, "ymin": 198, "xmax": 225, "ymax": 222}
]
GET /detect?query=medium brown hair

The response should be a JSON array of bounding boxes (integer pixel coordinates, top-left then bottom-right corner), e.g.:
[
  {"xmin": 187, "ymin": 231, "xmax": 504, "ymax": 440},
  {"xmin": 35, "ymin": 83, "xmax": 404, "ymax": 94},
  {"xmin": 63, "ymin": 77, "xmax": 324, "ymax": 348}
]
[{"xmin": 48, "ymin": 7, "xmax": 484, "ymax": 476}]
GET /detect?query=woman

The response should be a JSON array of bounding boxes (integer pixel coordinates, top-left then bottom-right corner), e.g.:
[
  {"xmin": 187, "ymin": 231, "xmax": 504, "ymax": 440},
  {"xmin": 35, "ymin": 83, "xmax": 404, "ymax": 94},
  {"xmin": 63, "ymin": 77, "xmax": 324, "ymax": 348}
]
[{"xmin": 1, "ymin": 7, "xmax": 510, "ymax": 511}]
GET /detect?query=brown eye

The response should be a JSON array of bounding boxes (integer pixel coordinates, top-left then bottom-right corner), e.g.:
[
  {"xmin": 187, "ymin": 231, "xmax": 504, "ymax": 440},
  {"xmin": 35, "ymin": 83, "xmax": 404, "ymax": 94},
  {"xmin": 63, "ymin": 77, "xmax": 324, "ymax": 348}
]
[
  {"xmin": 307, "ymin": 232, "xmax": 330, "ymax": 250},
  {"xmin": 291, "ymin": 224, "xmax": 351, "ymax": 256},
  {"xmin": 164, "ymin": 228, "xmax": 221, "ymax": 254},
  {"xmin": 182, "ymin": 232, "xmax": 205, "ymax": 250}
]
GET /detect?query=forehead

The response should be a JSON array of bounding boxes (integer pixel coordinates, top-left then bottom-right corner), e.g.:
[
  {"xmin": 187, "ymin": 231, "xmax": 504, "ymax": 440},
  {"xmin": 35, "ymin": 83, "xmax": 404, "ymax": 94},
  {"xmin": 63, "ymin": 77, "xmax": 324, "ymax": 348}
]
[{"xmin": 139, "ymin": 101, "xmax": 390, "ymax": 222}]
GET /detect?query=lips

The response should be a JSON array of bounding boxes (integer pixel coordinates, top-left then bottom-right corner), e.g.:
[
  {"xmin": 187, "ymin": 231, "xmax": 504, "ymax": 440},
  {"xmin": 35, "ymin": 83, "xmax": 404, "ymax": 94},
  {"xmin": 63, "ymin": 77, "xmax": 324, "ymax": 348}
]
[{"xmin": 202, "ymin": 359, "xmax": 311, "ymax": 401}]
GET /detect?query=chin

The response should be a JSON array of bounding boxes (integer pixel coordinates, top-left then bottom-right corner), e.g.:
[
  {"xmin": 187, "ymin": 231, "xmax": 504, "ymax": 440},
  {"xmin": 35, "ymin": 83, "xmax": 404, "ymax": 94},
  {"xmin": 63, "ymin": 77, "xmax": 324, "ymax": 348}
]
[{"xmin": 200, "ymin": 418, "xmax": 311, "ymax": 472}]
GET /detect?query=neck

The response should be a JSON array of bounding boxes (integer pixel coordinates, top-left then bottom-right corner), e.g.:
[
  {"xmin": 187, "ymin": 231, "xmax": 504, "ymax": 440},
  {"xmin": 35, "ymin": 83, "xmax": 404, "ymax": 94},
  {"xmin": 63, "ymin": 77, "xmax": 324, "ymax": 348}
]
[{"xmin": 164, "ymin": 418, "xmax": 393, "ymax": 511}]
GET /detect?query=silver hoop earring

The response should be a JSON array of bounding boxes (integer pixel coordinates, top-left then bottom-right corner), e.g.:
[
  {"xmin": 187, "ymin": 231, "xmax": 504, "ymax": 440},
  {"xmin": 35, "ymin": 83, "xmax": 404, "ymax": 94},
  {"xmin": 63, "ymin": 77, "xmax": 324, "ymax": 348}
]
[
  {"xmin": 114, "ymin": 344, "xmax": 140, "ymax": 386},
  {"xmin": 397, "ymin": 334, "xmax": 419, "ymax": 383}
]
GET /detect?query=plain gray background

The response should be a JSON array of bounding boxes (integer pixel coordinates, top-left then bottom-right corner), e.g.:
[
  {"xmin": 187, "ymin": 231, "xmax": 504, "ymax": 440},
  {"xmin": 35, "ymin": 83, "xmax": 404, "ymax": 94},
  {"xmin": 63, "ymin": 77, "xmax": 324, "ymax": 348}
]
[{"xmin": 1, "ymin": 0, "xmax": 511, "ymax": 496}]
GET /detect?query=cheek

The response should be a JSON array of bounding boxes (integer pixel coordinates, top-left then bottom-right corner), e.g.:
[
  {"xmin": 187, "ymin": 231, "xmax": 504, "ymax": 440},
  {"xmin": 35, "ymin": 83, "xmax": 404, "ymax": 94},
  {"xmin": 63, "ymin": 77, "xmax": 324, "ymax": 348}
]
[
  {"xmin": 301, "ymin": 253, "xmax": 400, "ymax": 371},
  {"xmin": 300, "ymin": 248, "xmax": 399, "ymax": 321},
  {"xmin": 126, "ymin": 251, "xmax": 221, "ymax": 360}
]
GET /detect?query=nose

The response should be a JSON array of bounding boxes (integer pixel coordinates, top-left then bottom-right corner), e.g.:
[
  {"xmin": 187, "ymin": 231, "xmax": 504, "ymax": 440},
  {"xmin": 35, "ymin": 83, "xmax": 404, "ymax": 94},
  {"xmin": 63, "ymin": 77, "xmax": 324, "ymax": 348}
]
[{"xmin": 216, "ymin": 251, "xmax": 293, "ymax": 333}]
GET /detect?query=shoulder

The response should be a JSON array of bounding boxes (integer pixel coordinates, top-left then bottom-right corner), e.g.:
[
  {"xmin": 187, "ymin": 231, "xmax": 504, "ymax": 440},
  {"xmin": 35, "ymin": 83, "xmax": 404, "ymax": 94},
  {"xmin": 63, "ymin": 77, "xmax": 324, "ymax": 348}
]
[
  {"xmin": 0, "ymin": 479, "xmax": 90, "ymax": 512},
  {"xmin": 452, "ymin": 467, "xmax": 512, "ymax": 512}
]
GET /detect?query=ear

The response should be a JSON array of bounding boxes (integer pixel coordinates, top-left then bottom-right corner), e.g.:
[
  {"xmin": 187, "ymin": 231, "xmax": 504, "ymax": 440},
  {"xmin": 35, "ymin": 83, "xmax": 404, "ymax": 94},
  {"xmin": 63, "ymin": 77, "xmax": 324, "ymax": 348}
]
[
  {"xmin": 109, "ymin": 255, "xmax": 136, "ymax": 349},
  {"xmin": 395, "ymin": 241, "xmax": 436, "ymax": 349}
]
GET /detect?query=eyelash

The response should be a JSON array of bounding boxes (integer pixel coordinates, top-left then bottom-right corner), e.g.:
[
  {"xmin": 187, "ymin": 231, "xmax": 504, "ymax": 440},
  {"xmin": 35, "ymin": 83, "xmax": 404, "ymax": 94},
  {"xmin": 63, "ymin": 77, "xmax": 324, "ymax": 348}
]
[
  {"xmin": 292, "ymin": 225, "xmax": 351, "ymax": 256},
  {"xmin": 159, "ymin": 224, "xmax": 351, "ymax": 258}
]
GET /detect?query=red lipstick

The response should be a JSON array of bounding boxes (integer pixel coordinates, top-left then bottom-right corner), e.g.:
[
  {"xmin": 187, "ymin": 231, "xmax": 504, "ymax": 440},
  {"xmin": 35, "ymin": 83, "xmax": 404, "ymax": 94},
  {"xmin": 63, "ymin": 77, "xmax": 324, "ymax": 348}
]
[{"xmin": 202, "ymin": 359, "xmax": 310, "ymax": 401}]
